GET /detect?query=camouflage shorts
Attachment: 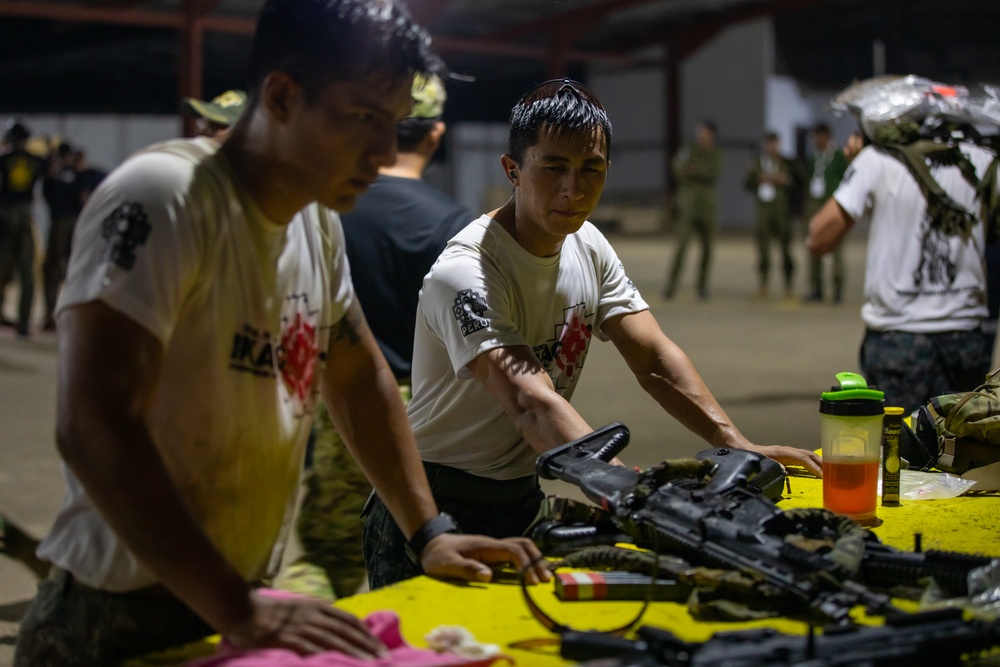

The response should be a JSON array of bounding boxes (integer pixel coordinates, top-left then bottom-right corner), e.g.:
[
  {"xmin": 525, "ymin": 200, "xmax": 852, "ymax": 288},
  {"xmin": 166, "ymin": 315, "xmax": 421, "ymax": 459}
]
[
  {"xmin": 860, "ymin": 328, "xmax": 990, "ymax": 413},
  {"xmin": 15, "ymin": 568, "xmax": 212, "ymax": 667},
  {"xmin": 293, "ymin": 402, "xmax": 374, "ymax": 599}
]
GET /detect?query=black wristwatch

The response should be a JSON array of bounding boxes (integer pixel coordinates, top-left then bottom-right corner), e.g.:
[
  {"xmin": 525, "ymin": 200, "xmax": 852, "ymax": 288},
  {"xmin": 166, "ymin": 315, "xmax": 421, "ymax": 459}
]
[{"xmin": 405, "ymin": 512, "xmax": 461, "ymax": 565}]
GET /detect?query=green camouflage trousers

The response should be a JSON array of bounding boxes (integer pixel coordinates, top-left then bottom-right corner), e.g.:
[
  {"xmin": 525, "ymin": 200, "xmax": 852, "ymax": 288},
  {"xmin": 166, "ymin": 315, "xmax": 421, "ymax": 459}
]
[
  {"xmin": 860, "ymin": 329, "xmax": 990, "ymax": 414},
  {"xmin": 284, "ymin": 385, "xmax": 409, "ymax": 598},
  {"xmin": 15, "ymin": 568, "xmax": 212, "ymax": 666}
]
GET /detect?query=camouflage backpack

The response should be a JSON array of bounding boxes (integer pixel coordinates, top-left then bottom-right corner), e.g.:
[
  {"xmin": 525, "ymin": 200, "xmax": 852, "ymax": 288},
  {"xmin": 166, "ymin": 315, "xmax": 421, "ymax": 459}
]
[{"xmin": 922, "ymin": 367, "xmax": 1000, "ymax": 473}]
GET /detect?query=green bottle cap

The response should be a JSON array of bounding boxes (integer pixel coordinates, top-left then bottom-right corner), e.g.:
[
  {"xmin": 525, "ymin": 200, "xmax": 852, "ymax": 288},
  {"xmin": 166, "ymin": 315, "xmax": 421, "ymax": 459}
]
[
  {"xmin": 819, "ymin": 372, "xmax": 885, "ymax": 416},
  {"xmin": 820, "ymin": 371, "xmax": 885, "ymax": 402}
]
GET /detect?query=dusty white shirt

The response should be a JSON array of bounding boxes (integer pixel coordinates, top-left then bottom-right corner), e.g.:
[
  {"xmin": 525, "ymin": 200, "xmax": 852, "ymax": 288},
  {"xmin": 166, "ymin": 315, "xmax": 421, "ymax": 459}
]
[
  {"xmin": 408, "ymin": 215, "xmax": 647, "ymax": 480},
  {"xmin": 834, "ymin": 143, "xmax": 996, "ymax": 333},
  {"xmin": 39, "ymin": 137, "xmax": 354, "ymax": 591}
]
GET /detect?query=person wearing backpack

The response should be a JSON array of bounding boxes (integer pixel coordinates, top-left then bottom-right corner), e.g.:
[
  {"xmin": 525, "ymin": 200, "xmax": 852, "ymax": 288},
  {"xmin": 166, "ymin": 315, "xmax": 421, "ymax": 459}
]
[{"xmin": 807, "ymin": 131, "xmax": 999, "ymax": 413}]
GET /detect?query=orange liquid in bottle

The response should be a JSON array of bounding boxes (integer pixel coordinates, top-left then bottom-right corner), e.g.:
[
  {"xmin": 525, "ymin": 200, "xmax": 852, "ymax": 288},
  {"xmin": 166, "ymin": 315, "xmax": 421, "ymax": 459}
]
[{"xmin": 823, "ymin": 457, "xmax": 879, "ymax": 520}]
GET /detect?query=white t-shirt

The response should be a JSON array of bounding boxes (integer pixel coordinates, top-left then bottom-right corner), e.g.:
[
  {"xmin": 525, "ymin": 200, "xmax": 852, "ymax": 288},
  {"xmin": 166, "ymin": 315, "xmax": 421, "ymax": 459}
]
[
  {"xmin": 834, "ymin": 143, "xmax": 996, "ymax": 333},
  {"xmin": 408, "ymin": 215, "xmax": 647, "ymax": 480},
  {"xmin": 38, "ymin": 138, "xmax": 355, "ymax": 591}
]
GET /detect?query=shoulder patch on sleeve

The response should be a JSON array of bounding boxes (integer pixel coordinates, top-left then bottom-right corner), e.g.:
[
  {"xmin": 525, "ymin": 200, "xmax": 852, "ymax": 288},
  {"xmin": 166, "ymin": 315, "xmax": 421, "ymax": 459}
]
[
  {"xmin": 452, "ymin": 288, "xmax": 489, "ymax": 337},
  {"xmin": 101, "ymin": 201, "xmax": 151, "ymax": 270}
]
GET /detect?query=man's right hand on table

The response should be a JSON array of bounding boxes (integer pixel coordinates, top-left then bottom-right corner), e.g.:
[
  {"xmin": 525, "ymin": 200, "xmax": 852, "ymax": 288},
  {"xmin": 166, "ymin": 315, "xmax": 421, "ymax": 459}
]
[
  {"xmin": 223, "ymin": 591, "xmax": 388, "ymax": 658},
  {"xmin": 420, "ymin": 533, "xmax": 552, "ymax": 585}
]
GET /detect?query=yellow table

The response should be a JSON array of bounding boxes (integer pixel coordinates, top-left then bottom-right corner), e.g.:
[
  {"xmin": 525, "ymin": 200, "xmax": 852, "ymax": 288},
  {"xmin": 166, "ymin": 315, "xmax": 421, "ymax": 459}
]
[
  {"xmin": 781, "ymin": 473, "xmax": 997, "ymax": 555},
  {"xmin": 136, "ymin": 476, "xmax": 998, "ymax": 666}
]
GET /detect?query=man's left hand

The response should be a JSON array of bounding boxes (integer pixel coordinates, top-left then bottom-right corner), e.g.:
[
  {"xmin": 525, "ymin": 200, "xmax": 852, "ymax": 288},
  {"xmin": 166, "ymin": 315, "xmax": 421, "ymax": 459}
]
[
  {"xmin": 419, "ymin": 533, "xmax": 551, "ymax": 585},
  {"xmin": 745, "ymin": 444, "xmax": 823, "ymax": 478}
]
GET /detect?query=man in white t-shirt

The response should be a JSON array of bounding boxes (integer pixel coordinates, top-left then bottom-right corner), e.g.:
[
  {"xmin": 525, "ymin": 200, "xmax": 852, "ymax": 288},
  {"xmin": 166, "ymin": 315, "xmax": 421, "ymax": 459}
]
[
  {"xmin": 807, "ymin": 132, "xmax": 998, "ymax": 412},
  {"xmin": 15, "ymin": 2, "xmax": 546, "ymax": 665},
  {"xmin": 363, "ymin": 78, "xmax": 823, "ymax": 588}
]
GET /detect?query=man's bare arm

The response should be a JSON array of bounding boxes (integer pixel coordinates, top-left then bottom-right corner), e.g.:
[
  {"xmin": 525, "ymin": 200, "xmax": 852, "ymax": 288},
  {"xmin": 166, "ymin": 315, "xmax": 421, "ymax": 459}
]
[
  {"xmin": 321, "ymin": 300, "xmax": 438, "ymax": 538},
  {"xmin": 806, "ymin": 197, "xmax": 855, "ymax": 258},
  {"xmin": 466, "ymin": 344, "xmax": 594, "ymax": 453},
  {"xmin": 602, "ymin": 310, "xmax": 823, "ymax": 477},
  {"xmin": 55, "ymin": 301, "xmax": 387, "ymax": 658}
]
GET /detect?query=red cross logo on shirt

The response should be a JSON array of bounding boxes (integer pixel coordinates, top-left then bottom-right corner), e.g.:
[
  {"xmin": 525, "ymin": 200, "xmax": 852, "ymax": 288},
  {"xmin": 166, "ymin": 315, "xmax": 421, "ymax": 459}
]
[
  {"xmin": 555, "ymin": 305, "xmax": 592, "ymax": 378},
  {"xmin": 280, "ymin": 311, "xmax": 318, "ymax": 402}
]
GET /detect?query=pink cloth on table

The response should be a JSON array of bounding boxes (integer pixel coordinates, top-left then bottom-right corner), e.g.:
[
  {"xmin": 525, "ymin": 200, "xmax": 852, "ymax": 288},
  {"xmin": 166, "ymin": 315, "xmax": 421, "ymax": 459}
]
[{"xmin": 184, "ymin": 590, "xmax": 511, "ymax": 667}]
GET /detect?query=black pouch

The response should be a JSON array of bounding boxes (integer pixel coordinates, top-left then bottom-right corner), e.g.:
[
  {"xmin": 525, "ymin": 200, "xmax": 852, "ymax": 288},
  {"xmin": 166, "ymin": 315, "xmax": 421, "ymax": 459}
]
[{"xmin": 900, "ymin": 406, "xmax": 940, "ymax": 470}]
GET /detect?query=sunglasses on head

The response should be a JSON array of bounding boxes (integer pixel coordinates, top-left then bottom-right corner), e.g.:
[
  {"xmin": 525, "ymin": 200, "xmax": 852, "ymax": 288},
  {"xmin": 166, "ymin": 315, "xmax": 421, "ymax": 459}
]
[{"xmin": 518, "ymin": 78, "xmax": 605, "ymax": 111}]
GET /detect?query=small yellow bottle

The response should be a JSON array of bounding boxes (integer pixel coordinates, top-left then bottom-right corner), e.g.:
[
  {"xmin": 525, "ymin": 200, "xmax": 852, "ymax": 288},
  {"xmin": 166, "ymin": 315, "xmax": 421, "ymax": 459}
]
[{"xmin": 881, "ymin": 407, "xmax": 905, "ymax": 507}]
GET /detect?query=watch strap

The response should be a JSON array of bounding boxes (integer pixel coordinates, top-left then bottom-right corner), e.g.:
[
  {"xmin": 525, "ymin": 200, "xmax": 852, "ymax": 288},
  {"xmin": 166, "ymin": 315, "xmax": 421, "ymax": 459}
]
[{"xmin": 405, "ymin": 512, "xmax": 460, "ymax": 565}]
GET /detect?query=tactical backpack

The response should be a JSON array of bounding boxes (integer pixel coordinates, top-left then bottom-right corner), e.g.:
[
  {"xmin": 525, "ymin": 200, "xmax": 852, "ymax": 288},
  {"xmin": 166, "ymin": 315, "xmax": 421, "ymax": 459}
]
[
  {"xmin": 909, "ymin": 367, "xmax": 1000, "ymax": 473},
  {"xmin": 831, "ymin": 75, "xmax": 1000, "ymax": 242}
]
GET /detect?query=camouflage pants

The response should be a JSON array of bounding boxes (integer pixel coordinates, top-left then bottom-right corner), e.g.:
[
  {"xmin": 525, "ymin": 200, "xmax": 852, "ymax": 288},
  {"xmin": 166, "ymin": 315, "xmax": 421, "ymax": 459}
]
[
  {"xmin": 666, "ymin": 209, "xmax": 716, "ymax": 295},
  {"xmin": 0, "ymin": 203, "xmax": 36, "ymax": 331},
  {"xmin": 808, "ymin": 244, "xmax": 844, "ymax": 299},
  {"xmin": 291, "ymin": 386, "xmax": 410, "ymax": 598},
  {"xmin": 754, "ymin": 202, "xmax": 794, "ymax": 289},
  {"xmin": 363, "ymin": 462, "xmax": 544, "ymax": 590},
  {"xmin": 15, "ymin": 568, "xmax": 212, "ymax": 667},
  {"xmin": 860, "ymin": 328, "xmax": 990, "ymax": 413}
]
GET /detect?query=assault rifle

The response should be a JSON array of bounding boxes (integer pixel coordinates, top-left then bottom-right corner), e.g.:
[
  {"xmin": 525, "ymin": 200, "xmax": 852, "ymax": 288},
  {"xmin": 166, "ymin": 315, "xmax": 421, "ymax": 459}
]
[
  {"xmin": 534, "ymin": 423, "xmax": 996, "ymax": 626},
  {"xmin": 560, "ymin": 607, "xmax": 1000, "ymax": 666}
]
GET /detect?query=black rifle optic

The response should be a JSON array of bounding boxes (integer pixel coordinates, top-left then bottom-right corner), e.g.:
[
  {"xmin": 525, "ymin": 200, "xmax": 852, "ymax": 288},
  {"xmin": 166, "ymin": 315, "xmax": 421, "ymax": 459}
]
[{"xmin": 535, "ymin": 423, "xmax": 996, "ymax": 626}]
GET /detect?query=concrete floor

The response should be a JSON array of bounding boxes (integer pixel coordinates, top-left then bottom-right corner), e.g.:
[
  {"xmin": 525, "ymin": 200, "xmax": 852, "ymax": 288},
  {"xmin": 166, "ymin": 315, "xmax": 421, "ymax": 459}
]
[{"xmin": 0, "ymin": 231, "xmax": 900, "ymax": 664}]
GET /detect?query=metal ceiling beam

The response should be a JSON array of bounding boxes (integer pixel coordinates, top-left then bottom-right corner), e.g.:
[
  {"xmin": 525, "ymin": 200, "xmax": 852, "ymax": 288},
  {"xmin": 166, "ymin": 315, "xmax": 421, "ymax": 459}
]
[
  {"xmin": 88, "ymin": 0, "xmax": 150, "ymax": 8},
  {"xmin": 406, "ymin": 0, "xmax": 459, "ymax": 26},
  {"xmin": 0, "ymin": 1, "xmax": 254, "ymax": 32},
  {"xmin": 489, "ymin": 0, "xmax": 663, "ymax": 43},
  {"xmin": 431, "ymin": 35, "xmax": 637, "ymax": 66},
  {"xmin": 0, "ymin": 1, "xmax": 181, "ymax": 28},
  {"xmin": 660, "ymin": 0, "xmax": 835, "ymax": 59}
]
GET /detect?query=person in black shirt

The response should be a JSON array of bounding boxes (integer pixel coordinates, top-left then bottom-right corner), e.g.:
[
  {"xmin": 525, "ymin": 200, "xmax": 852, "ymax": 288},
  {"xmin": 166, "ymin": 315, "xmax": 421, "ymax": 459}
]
[
  {"xmin": 341, "ymin": 77, "xmax": 471, "ymax": 381},
  {"xmin": 0, "ymin": 120, "xmax": 47, "ymax": 336},
  {"xmin": 71, "ymin": 149, "xmax": 106, "ymax": 210}
]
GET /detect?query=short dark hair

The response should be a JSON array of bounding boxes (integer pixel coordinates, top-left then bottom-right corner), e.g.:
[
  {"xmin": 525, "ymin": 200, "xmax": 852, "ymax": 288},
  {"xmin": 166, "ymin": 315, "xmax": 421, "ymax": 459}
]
[
  {"xmin": 813, "ymin": 122, "xmax": 831, "ymax": 135},
  {"xmin": 247, "ymin": 0, "xmax": 441, "ymax": 106},
  {"xmin": 396, "ymin": 117, "xmax": 439, "ymax": 153},
  {"xmin": 699, "ymin": 120, "xmax": 717, "ymax": 137},
  {"xmin": 507, "ymin": 79, "xmax": 612, "ymax": 163},
  {"xmin": 4, "ymin": 120, "xmax": 29, "ymax": 143}
]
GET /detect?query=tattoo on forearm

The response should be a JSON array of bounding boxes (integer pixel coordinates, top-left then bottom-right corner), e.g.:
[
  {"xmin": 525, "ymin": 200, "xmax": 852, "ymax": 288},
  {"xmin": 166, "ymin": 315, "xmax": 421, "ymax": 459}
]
[{"xmin": 329, "ymin": 302, "xmax": 366, "ymax": 350}]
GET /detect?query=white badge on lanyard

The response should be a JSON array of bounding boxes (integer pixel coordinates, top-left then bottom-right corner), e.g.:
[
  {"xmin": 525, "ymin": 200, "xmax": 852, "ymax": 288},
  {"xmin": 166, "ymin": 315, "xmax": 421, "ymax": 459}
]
[
  {"xmin": 810, "ymin": 175, "xmax": 825, "ymax": 199},
  {"xmin": 758, "ymin": 182, "xmax": 776, "ymax": 202}
]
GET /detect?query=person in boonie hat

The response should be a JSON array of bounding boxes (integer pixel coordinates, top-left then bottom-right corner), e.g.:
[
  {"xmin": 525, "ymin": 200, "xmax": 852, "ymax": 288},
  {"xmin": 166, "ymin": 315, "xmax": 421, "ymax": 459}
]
[
  {"xmin": 393, "ymin": 73, "xmax": 448, "ymax": 156},
  {"xmin": 408, "ymin": 73, "xmax": 446, "ymax": 120},
  {"xmin": 182, "ymin": 89, "xmax": 247, "ymax": 140}
]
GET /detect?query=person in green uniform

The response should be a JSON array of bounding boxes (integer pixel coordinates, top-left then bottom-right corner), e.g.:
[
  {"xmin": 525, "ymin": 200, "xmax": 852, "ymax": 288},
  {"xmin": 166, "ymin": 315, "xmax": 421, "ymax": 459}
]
[
  {"xmin": 664, "ymin": 120, "xmax": 722, "ymax": 301},
  {"xmin": 803, "ymin": 123, "xmax": 849, "ymax": 303},
  {"xmin": 745, "ymin": 132, "xmax": 796, "ymax": 299}
]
